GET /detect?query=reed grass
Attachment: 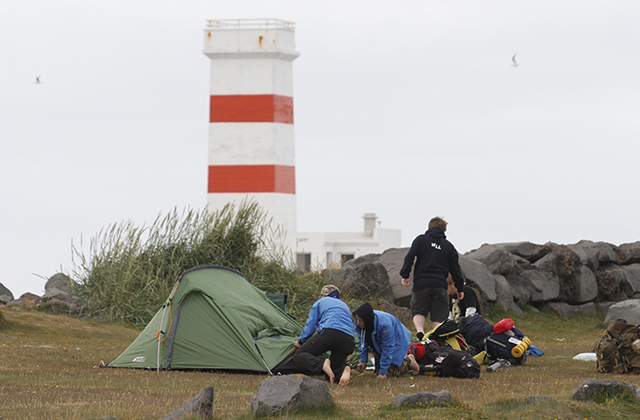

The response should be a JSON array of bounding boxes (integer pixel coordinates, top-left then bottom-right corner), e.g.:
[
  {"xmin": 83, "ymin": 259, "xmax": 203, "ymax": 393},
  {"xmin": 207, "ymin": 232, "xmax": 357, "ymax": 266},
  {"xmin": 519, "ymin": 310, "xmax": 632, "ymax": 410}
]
[{"xmin": 70, "ymin": 200, "xmax": 316, "ymax": 326}]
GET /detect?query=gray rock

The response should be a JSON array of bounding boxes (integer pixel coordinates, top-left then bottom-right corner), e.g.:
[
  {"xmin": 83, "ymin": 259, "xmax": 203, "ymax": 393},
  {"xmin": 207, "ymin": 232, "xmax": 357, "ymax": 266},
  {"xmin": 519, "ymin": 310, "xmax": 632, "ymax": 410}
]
[
  {"xmin": 45, "ymin": 273, "xmax": 74, "ymax": 294},
  {"xmin": 621, "ymin": 264, "xmax": 640, "ymax": 295},
  {"xmin": 17, "ymin": 293, "xmax": 41, "ymax": 305},
  {"xmin": 495, "ymin": 275, "xmax": 523, "ymax": 316},
  {"xmin": 604, "ymin": 300, "xmax": 640, "ymax": 325},
  {"xmin": 251, "ymin": 374, "xmax": 332, "ymax": 417},
  {"xmin": 595, "ymin": 264, "xmax": 633, "ymax": 301},
  {"xmin": 520, "ymin": 269, "xmax": 560, "ymax": 302},
  {"xmin": 496, "ymin": 241, "xmax": 554, "ymax": 263},
  {"xmin": 0, "ymin": 282, "xmax": 14, "ymax": 302},
  {"xmin": 504, "ymin": 273, "xmax": 535, "ymax": 305},
  {"xmin": 376, "ymin": 247, "xmax": 413, "ymax": 306},
  {"xmin": 541, "ymin": 302, "xmax": 597, "ymax": 318},
  {"xmin": 619, "ymin": 241, "xmax": 640, "ymax": 265},
  {"xmin": 324, "ymin": 262, "xmax": 394, "ymax": 304},
  {"xmin": 570, "ymin": 379, "xmax": 636, "ymax": 401},
  {"xmin": 40, "ymin": 287, "xmax": 85, "ymax": 313},
  {"xmin": 464, "ymin": 245, "xmax": 529, "ymax": 275},
  {"xmin": 459, "ymin": 256, "xmax": 497, "ymax": 301},
  {"xmin": 574, "ymin": 240, "xmax": 621, "ymax": 271},
  {"xmin": 573, "ymin": 266, "xmax": 599, "ymax": 303},
  {"xmin": 0, "ymin": 294, "xmax": 12, "ymax": 305},
  {"xmin": 391, "ymin": 390, "xmax": 451, "ymax": 407},
  {"xmin": 159, "ymin": 386, "xmax": 214, "ymax": 420}
]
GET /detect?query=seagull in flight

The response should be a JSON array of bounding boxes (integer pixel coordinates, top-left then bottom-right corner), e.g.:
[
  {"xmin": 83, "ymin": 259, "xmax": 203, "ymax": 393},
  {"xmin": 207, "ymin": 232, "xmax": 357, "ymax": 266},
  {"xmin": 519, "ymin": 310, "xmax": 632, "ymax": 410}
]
[
  {"xmin": 511, "ymin": 54, "xmax": 520, "ymax": 67},
  {"xmin": 35, "ymin": 75, "xmax": 42, "ymax": 84}
]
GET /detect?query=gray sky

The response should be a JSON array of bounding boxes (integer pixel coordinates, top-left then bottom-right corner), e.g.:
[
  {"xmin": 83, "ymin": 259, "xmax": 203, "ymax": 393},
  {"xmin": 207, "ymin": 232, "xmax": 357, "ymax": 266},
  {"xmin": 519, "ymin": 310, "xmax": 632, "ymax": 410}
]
[{"xmin": 2, "ymin": 0, "xmax": 640, "ymax": 298}]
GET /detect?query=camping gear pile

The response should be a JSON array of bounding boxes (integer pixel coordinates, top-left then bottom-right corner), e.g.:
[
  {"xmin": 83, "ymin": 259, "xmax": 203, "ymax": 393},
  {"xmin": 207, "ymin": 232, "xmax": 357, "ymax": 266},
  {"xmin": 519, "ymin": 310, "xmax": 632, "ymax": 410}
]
[
  {"xmin": 593, "ymin": 320, "xmax": 640, "ymax": 374},
  {"xmin": 407, "ymin": 314, "xmax": 535, "ymax": 377}
]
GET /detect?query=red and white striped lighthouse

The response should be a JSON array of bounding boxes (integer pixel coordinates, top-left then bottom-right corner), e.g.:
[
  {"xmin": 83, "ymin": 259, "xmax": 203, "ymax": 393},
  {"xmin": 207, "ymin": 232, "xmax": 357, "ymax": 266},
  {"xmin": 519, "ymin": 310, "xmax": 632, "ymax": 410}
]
[{"xmin": 203, "ymin": 19, "xmax": 299, "ymax": 252}]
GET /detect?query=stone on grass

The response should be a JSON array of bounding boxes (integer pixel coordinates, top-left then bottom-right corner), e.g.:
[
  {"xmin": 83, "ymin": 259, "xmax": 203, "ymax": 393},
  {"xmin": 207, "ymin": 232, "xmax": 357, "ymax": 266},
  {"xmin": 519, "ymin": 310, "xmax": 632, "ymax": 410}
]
[
  {"xmin": 392, "ymin": 390, "xmax": 451, "ymax": 407},
  {"xmin": 570, "ymin": 379, "xmax": 636, "ymax": 401},
  {"xmin": 251, "ymin": 374, "xmax": 332, "ymax": 417},
  {"xmin": 159, "ymin": 385, "xmax": 214, "ymax": 420},
  {"xmin": 604, "ymin": 300, "xmax": 640, "ymax": 325}
]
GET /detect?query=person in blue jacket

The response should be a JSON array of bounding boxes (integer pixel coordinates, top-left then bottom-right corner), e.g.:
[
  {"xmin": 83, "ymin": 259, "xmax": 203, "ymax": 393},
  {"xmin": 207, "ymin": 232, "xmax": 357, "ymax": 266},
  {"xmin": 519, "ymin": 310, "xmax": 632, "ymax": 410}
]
[
  {"xmin": 352, "ymin": 303, "xmax": 418, "ymax": 378},
  {"xmin": 293, "ymin": 285, "xmax": 355, "ymax": 384}
]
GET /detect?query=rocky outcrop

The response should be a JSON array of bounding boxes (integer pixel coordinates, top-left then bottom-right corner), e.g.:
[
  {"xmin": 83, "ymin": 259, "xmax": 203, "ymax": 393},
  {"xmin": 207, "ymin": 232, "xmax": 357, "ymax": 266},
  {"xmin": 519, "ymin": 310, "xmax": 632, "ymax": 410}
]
[
  {"xmin": 159, "ymin": 386, "xmax": 214, "ymax": 420},
  {"xmin": 391, "ymin": 390, "xmax": 451, "ymax": 407},
  {"xmin": 570, "ymin": 379, "xmax": 638, "ymax": 401},
  {"xmin": 325, "ymin": 240, "xmax": 640, "ymax": 318}
]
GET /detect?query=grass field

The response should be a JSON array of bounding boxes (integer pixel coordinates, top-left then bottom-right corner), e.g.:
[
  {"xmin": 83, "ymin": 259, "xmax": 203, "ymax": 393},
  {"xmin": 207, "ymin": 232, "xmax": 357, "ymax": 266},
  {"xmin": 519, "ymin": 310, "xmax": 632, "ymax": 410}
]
[{"xmin": 1, "ymin": 304, "xmax": 639, "ymax": 419}]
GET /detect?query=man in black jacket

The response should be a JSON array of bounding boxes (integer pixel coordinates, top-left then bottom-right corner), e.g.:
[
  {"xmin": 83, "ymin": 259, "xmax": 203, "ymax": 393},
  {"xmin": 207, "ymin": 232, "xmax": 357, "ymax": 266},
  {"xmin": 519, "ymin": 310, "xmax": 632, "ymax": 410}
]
[{"xmin": 400, "ymin": 217, "xmax": 465, "ymax": 340}]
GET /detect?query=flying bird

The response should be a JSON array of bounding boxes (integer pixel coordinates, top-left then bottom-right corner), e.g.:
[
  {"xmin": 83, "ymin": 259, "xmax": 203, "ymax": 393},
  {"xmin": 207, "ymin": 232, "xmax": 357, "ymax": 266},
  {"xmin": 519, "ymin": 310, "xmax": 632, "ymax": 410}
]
[
  {"xmin": 35, "ymin": 75, "xmax": 42, "ymax": 84},
  {"xmin": 511, "ymin": 54, "xmax": 520, "ymax": 67}
]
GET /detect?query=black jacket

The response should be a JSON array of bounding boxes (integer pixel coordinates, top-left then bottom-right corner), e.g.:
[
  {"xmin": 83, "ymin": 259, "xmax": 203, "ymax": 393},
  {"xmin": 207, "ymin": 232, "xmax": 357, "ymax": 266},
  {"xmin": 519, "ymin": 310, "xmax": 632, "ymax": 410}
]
[{"xmin": 399, "ymin": 228, "xmax": 464, "ymax": 292}]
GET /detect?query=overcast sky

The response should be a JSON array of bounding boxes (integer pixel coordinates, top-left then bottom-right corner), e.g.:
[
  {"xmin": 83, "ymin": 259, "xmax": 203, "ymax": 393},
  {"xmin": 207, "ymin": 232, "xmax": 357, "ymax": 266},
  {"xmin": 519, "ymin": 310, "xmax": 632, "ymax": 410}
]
[{"xmin": 2, "ymin": 1, "xmax": 640, "ymax": 298}]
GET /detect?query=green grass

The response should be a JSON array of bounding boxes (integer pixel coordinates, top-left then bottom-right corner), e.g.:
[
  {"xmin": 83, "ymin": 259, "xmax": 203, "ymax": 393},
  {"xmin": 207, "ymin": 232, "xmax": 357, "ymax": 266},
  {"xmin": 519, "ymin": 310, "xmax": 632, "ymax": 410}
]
[{"xmin": 1, "ymin": 305, "xmax": 639, "ymax": 420}]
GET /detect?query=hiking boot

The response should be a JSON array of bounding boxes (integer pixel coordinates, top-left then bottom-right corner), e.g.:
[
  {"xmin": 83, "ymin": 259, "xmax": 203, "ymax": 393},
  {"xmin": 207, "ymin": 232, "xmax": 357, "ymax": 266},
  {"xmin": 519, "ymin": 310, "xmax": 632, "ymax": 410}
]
[{"xmin": 416, "ymin": 332, "xmax": 424, "ymax": 341}]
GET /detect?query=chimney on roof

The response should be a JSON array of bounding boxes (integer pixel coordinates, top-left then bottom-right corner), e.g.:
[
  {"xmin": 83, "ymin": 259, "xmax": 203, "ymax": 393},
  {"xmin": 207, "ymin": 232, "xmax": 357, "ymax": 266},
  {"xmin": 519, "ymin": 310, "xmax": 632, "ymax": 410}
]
[{"xmin": 363, "ymin": 213, "xmax": 377, "ymax": 237}]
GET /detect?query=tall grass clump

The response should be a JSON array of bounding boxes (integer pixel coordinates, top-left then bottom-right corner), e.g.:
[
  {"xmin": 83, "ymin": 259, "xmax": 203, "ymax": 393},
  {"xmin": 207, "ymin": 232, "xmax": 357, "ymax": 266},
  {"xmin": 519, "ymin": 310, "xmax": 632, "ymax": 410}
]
[{"xmin": 71, "ymin": 200, "xmax": 315, "ymax": 326}]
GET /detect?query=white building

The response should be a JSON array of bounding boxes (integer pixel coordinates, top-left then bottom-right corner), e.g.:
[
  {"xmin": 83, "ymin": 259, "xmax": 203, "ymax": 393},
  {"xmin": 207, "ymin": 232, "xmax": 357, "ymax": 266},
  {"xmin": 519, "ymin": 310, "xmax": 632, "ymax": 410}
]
[
  {"xmin": 296, "ymin": 213, "xmax": 401, "ymax": 272},
  {"xmin": 203, "ymin": 19, "xmax": 400, "ymax": 269}
]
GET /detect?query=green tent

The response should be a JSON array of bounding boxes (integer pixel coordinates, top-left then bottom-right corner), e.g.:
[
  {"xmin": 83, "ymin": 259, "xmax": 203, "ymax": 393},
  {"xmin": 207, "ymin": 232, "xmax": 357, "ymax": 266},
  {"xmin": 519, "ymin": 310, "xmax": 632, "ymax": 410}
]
[{"xmin": 108, "ymin": 265, "xmax": 303, "ymax": 373}]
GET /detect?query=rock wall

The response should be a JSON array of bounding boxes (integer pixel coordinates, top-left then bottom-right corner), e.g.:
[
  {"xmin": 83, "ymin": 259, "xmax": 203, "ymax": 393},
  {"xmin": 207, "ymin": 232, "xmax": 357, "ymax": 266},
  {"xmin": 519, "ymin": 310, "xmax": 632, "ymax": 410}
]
[{"xmin": 327, "ymin": 240, "xmax": 640, "ymax": 316}]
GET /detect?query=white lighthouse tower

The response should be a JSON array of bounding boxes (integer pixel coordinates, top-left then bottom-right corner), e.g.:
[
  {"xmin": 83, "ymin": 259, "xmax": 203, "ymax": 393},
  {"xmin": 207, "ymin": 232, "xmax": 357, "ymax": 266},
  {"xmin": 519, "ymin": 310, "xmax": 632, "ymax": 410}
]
[{"xmin": 203, "ymin": 19, "xmax": 299, "ymax": 252}]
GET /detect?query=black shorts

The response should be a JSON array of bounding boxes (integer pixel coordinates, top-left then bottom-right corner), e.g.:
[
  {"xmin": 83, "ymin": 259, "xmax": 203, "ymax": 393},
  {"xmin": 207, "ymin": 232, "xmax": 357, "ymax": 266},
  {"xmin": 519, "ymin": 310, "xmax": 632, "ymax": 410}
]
[{"xmin": 411, "ymin": 287, "xmax": 449, "ymax": 323}]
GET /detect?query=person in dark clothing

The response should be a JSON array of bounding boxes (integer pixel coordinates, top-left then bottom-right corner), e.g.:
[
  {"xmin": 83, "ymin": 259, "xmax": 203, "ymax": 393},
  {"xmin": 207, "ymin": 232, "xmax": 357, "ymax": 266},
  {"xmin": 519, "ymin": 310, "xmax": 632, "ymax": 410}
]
[
  {"xmin": 400, "ymin": 217, "xmax": 465, "ymax": 340},
  {"xmin": 292, "ymin": 285, "xmax": 355, "ymax": 384},
  {"xmin": 447, "ymin": 274, "xmax": 481, "ymax": 321}
]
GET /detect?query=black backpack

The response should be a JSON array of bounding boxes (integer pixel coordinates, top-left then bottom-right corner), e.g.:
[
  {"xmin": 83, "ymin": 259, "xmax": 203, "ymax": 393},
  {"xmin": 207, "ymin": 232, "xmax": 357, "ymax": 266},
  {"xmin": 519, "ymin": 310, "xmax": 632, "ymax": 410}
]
[
  {"xmin": 421, "ymin": 342, "xmax": 481, "ymax": 379},
  {"xmin": 427, "ymin": 319, "xmax": 470, "ymax": 352},
  {"xmin": 459, "ymin": 314, "xmax": 494, "ymax": 355},
  {"xmin": 484, "ymin": 327, "xmax": 528, "ymax": 365}
]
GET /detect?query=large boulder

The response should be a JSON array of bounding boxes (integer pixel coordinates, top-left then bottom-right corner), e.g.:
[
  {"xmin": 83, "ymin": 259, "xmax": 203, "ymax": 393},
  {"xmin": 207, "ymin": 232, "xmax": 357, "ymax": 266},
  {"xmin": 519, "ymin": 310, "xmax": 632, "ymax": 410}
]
[
  {"xmin": 45, "ymin": 273, "xmax": 75, "ymax": 294},
  {"xmin": 541, "ymin": 302, "xmax": 597, "ymax": 318},
  {"xmin": 0, "ymin": 282, "xmax": 14, "ymax": 304},
  {"xmin": 496, "ymin": 241, "xmax": 554, "ymax": 263},
  {"xmin": 459, "ymin": 256, "xmax": 497, "ymax": 301},
  {"xmin": 250, "ymin": 374, "xmax": 332, "ymax": 417},
  {"xmin": 619, "ymin": 242, "xmax": 640, "ymax": 265},
  {"xmin": 495, "ymin": 275, "xmax": 523, "ymax": 316},
  {"xmin": 503, "ymin": 273, "xmax": 536, "ymax": 305},
  {"xmin": 604, "ymin": 300, "xmax": 640, "ymax": 325},
  {"xmin": 620, "ymin": 264, "xmax": 640, "ymax": 296},
  {"xmin": 532, "ymin": 245, "xmax": 590, "ymax": 303},
  {"xmin": 572, "ymin": 240, "xmax": 621, "ymax": 271},
  {"xmin": 40, "ymin": 287, "xmax": 85, "ymax": 313},
  {"xmin": 464, "ymin": 244, "xmax": 530, "ymax": 275},
  {"xmin": 520, "ymin": 269, "xmax": 560, "ymax": 302},
  {"xmin": 324, "ymin": 262, "xmax": 395, "ymax": 304},
  {"xmin": 594, "ymin": 264, "xmax": 633, "ymax": 301}
]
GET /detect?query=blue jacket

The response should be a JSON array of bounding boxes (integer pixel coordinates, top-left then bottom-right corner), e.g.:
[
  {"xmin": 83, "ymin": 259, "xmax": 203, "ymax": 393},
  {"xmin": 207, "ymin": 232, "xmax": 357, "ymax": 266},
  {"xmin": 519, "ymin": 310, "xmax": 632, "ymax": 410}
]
[
  {"xmin": 355, "ymin": 310, "xmax": 411, "ymax": 376},
  {"xmin": 298, "ymin": 296, "xmax": 355, "ymax": 344}
]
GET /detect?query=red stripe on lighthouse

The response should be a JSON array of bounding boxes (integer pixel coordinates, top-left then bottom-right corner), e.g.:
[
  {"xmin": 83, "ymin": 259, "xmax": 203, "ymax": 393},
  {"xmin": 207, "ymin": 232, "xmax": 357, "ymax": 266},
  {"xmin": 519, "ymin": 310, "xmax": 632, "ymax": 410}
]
[
  {"xmin": 209, "ymin": 95, "xmax": 293, "ymax": 123},
  {"xmin": 208, "ymin": 165, "xmax": 296, "ymax": 194}
]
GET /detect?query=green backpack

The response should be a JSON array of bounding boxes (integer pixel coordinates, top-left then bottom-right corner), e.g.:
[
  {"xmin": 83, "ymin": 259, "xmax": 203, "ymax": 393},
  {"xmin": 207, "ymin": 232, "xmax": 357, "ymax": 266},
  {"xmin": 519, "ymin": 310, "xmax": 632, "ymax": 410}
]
[{"xmin": 593, "ymin": 320, "xmax": 640, "ymax": 374}]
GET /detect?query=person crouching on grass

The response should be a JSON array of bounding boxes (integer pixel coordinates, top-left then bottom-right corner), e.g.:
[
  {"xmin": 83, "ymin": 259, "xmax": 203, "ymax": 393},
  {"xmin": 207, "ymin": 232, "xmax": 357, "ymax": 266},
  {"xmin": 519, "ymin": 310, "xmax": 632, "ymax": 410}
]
[
  {"xmin": 353, "ymin": 303, "xmax": 419, "ymax": 378},
  {"xmin": 292, "ymin": 285, "xmax": 355, "ymax": 385}
]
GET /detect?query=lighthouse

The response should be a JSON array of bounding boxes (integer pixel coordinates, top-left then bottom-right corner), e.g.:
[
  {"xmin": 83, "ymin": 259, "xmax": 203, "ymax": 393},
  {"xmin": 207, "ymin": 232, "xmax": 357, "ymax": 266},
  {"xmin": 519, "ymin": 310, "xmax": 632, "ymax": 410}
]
[{"xmin": 203, "ymin": 19, "xmax": 299, "ymax": 252}]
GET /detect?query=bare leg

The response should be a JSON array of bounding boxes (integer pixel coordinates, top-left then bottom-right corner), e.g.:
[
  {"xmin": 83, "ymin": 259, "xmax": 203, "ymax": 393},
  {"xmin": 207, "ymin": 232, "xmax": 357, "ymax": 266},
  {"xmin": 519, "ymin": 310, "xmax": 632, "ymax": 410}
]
[
  {"xmin": 432, "ymin": 320, "xmax": 442, "ymax": 330},
  {"xmin": 413, "ymin": 314, "xmax": 426, "ymax": 337},
  {"xmin": 339, "ymin": 365, "xmax": 351, "ymax": 385},
  {"xmin": 406, "ymin": 354, "xmax": 420, "ymax": 375},
  {"xmin": 322, "ymin": 358, "xmax": 335, "ymax": 383}
]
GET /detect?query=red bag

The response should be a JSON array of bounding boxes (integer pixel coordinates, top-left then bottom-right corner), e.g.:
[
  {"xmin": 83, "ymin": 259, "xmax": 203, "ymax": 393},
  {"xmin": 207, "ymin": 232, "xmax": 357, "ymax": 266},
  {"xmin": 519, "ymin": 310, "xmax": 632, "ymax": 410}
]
[{"xmin": 408, "ymin": 342, "xmax": 426, "ymax": 360}]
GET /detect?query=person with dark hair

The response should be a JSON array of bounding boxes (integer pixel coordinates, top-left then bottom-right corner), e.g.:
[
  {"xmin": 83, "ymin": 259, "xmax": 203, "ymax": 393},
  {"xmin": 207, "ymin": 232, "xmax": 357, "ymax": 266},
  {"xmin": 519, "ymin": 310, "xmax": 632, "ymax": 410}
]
[
  {"xmin": 352, "ymin": 303, "xmax": 418, "ymax": 378},
  {"xmin": 400, "ymin": 216, "xmax": 465, "ymax": 341},
  {"xmin": 447, "ymin": 274, "xmax": 481, "ymax": 321},
  {"xmin": 292, "ymin": 285, "xmax": 355, "ymax": 384}
]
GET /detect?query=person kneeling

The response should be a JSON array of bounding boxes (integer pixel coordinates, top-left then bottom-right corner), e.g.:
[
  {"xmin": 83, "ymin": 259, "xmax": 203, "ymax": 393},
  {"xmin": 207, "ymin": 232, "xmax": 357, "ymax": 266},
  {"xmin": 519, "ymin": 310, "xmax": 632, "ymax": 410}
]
[{"xmin": 353, "ymin": 303, "xmax": 419, "ymax": 378}]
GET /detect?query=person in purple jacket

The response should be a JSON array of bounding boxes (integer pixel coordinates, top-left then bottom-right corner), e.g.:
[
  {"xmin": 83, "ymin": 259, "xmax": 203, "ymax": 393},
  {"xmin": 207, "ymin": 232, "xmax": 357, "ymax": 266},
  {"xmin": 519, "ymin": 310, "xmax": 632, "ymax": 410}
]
[
  {"xmin": 293, "ymin": 285, "xmax": 355, "ymax": 384},
  {"xmin": 400, "ymin": 216, "xmax": 465, "ymax": 340}
]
